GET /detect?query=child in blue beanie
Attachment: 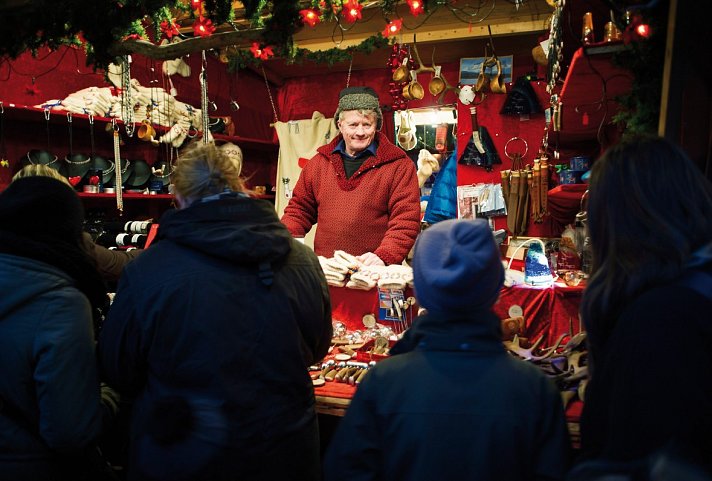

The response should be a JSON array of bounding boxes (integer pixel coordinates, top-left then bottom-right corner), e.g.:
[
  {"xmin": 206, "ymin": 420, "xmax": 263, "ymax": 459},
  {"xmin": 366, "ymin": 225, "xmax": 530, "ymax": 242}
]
[{"xmin": 324, "ymin": 219, "xmax": 571, "ymax": 481}]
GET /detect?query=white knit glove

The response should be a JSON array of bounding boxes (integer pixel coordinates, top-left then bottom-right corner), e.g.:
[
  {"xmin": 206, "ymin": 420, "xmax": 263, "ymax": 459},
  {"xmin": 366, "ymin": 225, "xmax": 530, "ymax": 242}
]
[{"xmin": 357, "ymin": 252, "xmax": 385, "ymax": 267}]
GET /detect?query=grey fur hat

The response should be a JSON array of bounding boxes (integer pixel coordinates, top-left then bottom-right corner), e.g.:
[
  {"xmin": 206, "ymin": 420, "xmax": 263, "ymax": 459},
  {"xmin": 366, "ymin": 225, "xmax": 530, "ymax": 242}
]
[{"xmin": 334, "ymin": 86, "xmax": 383, "ymax": 130}]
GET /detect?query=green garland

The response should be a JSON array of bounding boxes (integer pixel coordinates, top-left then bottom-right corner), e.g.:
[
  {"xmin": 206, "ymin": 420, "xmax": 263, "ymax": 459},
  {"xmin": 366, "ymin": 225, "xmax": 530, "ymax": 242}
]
[
  {"xmin": 0, "ymin": 0, "xmax": 438, "ymax": 70},
  {"xmin": 611, "ymin": 3, "xmax": 667, "ymax": 139},
  {"xmin": 228, "ymin": 33, "xmax": 390, "ymax": 71}
]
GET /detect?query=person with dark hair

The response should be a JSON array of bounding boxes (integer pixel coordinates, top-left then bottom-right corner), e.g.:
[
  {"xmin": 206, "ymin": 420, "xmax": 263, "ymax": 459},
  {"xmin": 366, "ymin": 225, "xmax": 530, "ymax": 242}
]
[
  {"xmin": 0, "ymin": 177, "xmax": 109, "ymax": 480},
  {"xmin": 575, "ymin": 136, "xmax": 712, "ymax": 476},
  {"xmin": 324, "ymin": 218, "xmax": 570, "ymax": 481},
  {"xmin": 98, "ymin": 141, "xmax": 333, "ymax": 481},
  {"xmin": 12, "ymin": 164, "xmax": 141, "ymax": 286},
  {"xmin": 281, "ymin": 86, "xmax": 421, "ymax": 266}
]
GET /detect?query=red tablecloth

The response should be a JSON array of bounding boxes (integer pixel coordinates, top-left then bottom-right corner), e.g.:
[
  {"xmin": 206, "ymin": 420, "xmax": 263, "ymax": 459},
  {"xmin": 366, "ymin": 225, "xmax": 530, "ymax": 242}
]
[
  {"xmin": 329, "ymin": 286, "xmax": 418, "ymax": 332},
  {"xmin": 493, "ymin": 282, "xmax": 585, "ymax": 346},
  {"xmin": 329, "ymin": 282, "xmax": 584, "ymax": 349}
]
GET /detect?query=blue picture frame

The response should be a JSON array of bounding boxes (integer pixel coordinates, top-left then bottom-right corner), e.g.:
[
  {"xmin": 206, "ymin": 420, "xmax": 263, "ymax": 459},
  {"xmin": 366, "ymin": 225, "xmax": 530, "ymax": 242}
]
[{"xmin": 459, "ymin": 55, "xmax": 514, "ymax": 85}]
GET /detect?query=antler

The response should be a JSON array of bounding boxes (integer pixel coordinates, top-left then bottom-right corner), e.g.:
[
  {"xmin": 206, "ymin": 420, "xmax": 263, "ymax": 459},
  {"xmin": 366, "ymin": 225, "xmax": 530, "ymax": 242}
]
[{"xmin": 411, "ymin": 35, "xmax": 459, "ymax": 103}]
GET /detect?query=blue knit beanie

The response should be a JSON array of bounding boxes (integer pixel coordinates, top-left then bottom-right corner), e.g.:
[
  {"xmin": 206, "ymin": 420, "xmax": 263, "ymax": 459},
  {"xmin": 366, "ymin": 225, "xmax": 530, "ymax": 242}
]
[{"xmin": 413, "ymin": 219, "xmax": 504, "ymax": 315}]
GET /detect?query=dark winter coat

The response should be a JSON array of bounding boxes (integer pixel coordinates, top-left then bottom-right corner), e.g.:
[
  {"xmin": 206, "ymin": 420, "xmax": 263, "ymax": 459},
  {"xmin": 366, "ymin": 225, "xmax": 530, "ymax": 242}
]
[
  {"xmin": 323, "ymin": 309, "xmax": 571, "ymax": 481},
  {"xmin": 579, "ymin": 253, "xmax": 712, "ymax": 471},
  {"xmin": 98, "ymin": 194, "xmax": 332, "ymax": 481},
  {"xmin": 0, "ymin": 254, "xmax": 103, "ymax": 481}
]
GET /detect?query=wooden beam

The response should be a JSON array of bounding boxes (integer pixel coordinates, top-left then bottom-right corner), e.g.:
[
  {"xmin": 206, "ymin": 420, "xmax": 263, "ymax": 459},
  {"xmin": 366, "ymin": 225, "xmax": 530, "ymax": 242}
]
[
  {"xmin": 108, "ymin": 30, "xmax": 261, "ymax": 60},
  {"xmin": 294, "ymin": 18, "xmax": 549, "ymax": 52}
]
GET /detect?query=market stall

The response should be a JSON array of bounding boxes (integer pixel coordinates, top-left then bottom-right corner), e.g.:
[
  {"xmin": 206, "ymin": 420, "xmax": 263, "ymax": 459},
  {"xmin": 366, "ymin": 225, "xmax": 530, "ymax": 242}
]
[{"xmin": 1, "ymin": 2, "xmax": 684, "ymax": 477}]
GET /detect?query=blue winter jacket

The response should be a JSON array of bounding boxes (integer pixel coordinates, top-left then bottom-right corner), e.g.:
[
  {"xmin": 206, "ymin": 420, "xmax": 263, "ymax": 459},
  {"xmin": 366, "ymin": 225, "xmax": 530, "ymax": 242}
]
[{"xmin": 0, "ymin": 253, "xmax": 103, "ymax": 480}]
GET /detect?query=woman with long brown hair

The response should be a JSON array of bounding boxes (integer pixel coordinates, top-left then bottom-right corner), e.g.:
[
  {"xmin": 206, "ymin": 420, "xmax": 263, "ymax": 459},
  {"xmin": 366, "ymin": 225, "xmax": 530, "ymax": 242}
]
[{"xmin": 576, "ymin": 136, "xmax": 712, "ymax": 477}]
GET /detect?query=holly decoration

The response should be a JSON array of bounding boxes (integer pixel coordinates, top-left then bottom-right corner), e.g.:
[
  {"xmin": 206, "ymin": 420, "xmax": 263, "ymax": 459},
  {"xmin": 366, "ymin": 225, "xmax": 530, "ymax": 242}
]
[
  {"xmin": 0, "ymin": 0, "xmax": 441, "ymax": 69},
  {"xmin": 387, "ymin": 43, "xmax": 414, "ymax": 111}
]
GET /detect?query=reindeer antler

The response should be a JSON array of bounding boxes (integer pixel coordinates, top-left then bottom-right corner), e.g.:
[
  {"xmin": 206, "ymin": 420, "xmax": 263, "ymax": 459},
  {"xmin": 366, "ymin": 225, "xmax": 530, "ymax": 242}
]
[{"xmin": 411, "ymin": 35, "xmax": 459, "ymax": 104}]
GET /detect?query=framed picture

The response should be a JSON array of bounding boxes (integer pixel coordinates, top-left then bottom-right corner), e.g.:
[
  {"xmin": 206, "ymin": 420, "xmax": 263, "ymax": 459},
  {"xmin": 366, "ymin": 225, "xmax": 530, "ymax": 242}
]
[{"xmin": 459, "ymin": 55, "xmax": 514, "ymax": 85}]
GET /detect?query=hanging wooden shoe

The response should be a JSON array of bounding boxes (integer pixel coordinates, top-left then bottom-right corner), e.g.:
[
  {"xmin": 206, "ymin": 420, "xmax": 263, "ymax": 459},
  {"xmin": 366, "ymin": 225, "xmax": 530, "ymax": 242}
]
[{"xmin": 490, "ymin": 59, "xmax": 507, "ymax": 94}]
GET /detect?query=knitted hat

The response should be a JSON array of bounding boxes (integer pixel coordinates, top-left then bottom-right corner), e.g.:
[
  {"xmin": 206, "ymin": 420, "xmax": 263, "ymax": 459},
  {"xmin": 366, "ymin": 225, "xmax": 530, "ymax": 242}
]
[
  {"xmin": 334, "ymin": 86, "xmax": 383, "ymax": 130},
  {"xmin": 0, "ymin": 176, "xmax": 84, "ymax": 244},
  {"xmin": 413, "ymin": 219, "xmax": 504, "ymax": 315}
]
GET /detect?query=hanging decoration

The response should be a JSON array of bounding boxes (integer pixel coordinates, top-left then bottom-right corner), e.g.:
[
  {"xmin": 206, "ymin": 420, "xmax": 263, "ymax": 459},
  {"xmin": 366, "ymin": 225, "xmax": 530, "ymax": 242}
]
[
  {"xmin": 250, "ymin": 43, "xmax": 275, "ymax": 60},
  {"xmin": 199, "ymin": 51, "xmax": 211, "ymax": 144},
  {"xmin": 383, "ymin": 19, "xmax": 403, "ymax": 38},
  {"xmin": 407, "ymin": 0, "xmax": 425, "ymax": 16},
  {"xmin": 160, "ymin": 19, "xmax": 181, "ymax": 40},
  {"xmin": 342, "ymin": 0, "xmax": 364, "ymax": 23},
  {"xmin": 612, "ymin": 3, "xmax": 666, "ymax": 139},
  {"xmin": 300, "ymin": 8, "xmax": 321, "ymax": 28},
  {"xmin": 192, "ymin": 16, "xmax": 216, "ymax": 37},
  {"xmin": 386, "ymin": 43, "xmax": 414, "ymax": 111},
  {"xmin": 0, "ymin": 0, "xmax": 494, "ymax": 70},
  {"xmin": 111, "ymin": 119, "xmax": 124, "ymax": 214}
]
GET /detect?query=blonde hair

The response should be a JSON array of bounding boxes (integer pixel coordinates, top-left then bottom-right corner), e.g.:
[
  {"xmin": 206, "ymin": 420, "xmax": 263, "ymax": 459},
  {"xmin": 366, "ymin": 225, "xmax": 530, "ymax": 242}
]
[
  {"xmin": 13, "ymin": 164, "xmax": 72, "ymax": 186},
  {"xmin": 172, "ymin": 141, "xmax": 246, "ymax": 202}
]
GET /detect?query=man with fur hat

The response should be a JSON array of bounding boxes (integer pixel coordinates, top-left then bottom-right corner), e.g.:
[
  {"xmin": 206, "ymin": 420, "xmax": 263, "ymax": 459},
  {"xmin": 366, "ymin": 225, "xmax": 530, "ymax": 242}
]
[
  {"xmin": 324, "ymin": 219, "xmax": 570, "ymax": 481},
  {"xmin": 281, "ymin": 86, "xmax": 420, "ymax": 266}
]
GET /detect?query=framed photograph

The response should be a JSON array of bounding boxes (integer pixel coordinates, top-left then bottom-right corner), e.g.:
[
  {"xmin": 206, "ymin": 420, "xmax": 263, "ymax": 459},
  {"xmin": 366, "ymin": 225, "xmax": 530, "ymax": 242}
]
[{"xmin": 459, "ymin": 55, "xmax": 514, "ymax": 85}]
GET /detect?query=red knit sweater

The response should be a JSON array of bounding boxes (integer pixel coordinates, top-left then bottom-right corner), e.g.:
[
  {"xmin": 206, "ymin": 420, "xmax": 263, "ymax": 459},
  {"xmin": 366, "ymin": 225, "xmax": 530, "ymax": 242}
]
[{"xmin": 281, "ymin": 132, "xmax": 421, "ymax": 265}]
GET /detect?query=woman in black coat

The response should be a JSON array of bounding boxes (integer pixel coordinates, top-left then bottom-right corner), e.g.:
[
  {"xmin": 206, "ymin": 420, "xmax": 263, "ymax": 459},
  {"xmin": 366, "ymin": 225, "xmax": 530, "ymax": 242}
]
[
  {"xmin": 574, "ymin": 136, "xmax": 712, "ymax": 478},
  {"xmin": 98, "ymin": 142, "xmax": 332, "ymax": 481}
]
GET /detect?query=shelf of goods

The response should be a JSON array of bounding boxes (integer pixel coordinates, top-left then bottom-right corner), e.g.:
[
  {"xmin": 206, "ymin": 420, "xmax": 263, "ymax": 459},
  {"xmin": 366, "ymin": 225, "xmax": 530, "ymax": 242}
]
[{"xmin": 0, "ymin": 104, "xmax": 279, "ymax": 218}]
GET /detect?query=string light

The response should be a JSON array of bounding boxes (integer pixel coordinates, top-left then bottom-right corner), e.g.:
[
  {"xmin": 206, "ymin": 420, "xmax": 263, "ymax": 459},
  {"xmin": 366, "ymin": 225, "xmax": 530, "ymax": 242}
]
[
  {"xmin": 299, "ymin": 8, "xmax": 321, "ymax": 28},
  {"xmin": 342, "ymin": 0, "xmax": 363, "ymax": 23},
  {"xmin": 190, "ymin": 0, "xmax": 202, "ymax": 11},
  {"xmin": 407, "ymin": 0, "xmax": 425, "ymax": 16},
  {"xmin": 250, "ymin": 42, "xmax": 274, "ymax": 60},
  {"xmin": 635, "ymin": 23, "xmax": 651, "ymax": 38},
  {"xmin": 383, "ymin": 19, "xmax": 403, "ymax": 37},
  {"xmin": 192, "ymin": 16, "xmax": 215, "ymax": 37}
]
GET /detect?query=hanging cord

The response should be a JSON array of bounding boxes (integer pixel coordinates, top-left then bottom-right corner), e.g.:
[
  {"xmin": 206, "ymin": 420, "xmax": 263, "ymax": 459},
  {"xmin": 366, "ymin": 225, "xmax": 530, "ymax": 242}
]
[
  {"xmin": 0, "ymin": 102, "xmax": 7, "ymax": 162},
  {"xmin": 112, "ymin": 118, "xmax": 123, "ymax": 214},
  {"xmin": 261, "ymin": 65, "xmax": 278, "ymax": 124},
  {"xmin": 229, "ymin": 66, "xmax": 240, "ymax": 111},
  {"xmin": 89, "ymin": 114, "xmax": 96, "ymax": 171},
  {"xmin": 346, "ymin": 53, "xmax": 353, "ymax": 88},
  {"xmin": 121, "ymin": 56, "xmax": 135, "ymax": 138},
  {"xmin": 67, "ymin": 112, "xmax": 73, "ymax": 158},
  {"xmin": 42, "ymin": 108, "xmax": 52, "ymax": 152},
  {"xmin": 200, "ymin": 51, "xmax": 210, "ymax": 144}
]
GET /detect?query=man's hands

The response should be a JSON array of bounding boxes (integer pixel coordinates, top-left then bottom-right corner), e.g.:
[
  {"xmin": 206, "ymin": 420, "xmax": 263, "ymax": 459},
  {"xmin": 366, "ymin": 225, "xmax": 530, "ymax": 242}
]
[{"xmin": 357, "ymin": 252, "xmax": 385, "ymax": 266}]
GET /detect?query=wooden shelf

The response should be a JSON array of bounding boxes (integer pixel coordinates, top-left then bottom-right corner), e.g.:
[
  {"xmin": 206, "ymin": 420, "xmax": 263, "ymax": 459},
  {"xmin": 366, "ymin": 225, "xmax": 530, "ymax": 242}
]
[
  {"xmin": 78, "ymin": 192, "xmax": 173, "ymax": 200},
  {"xmin": 1, "ymin": 103, "xmax": 278, "ymax": 151}
]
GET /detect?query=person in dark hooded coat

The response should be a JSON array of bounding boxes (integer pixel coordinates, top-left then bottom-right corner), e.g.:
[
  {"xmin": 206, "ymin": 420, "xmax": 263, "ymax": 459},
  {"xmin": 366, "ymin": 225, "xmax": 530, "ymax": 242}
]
[
  {"xmin": 323, "ymin": 218, "xmax": 570, "ymax": 481},
  {"xmin": 0, "ymin": 177, "xmax": 108, "ymax": 480},
  {"xmin": 98, "ymin": 142, "xmax": 332, "ymax": 481}
]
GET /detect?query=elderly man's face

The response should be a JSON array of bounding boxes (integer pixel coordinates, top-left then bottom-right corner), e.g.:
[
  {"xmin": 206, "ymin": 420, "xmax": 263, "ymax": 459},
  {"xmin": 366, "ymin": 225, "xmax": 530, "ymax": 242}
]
[{"xmin": 338, "ymin": 110, "xmax": 377, "ymax": 156}]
